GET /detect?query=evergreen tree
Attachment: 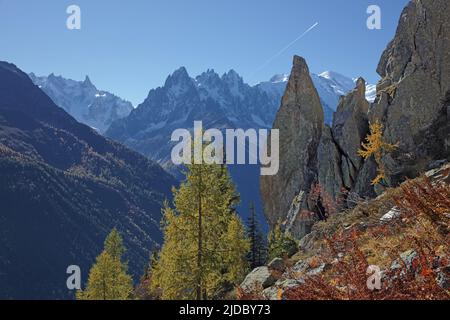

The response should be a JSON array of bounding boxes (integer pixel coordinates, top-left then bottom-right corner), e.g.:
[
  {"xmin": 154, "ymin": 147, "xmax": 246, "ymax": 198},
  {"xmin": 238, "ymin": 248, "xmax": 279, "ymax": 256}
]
[
  {"xmin": 77, "ymin": 229, "xmax": 133, "ymax": 300},
  {"xmin": 104, "ymin": 228, "xmax": 126, "ymax": 260},
  {"xmin": 255, "ymin": 231, "xmax": 267, "ymax": 267},
  {"xmin": 267, "ymin": 220, "xmax": 297, "ymax": 261},
  {"xmin": 223, "ymin": 215, "xmax": 250, "ymax": 284},
  {"xmin": 246, "ymin": 202, "xmax": 267, "ymax": 269},
  {"xmin": 152, "ymin": 153, "xmax": 249, "ymax": 300},
  {"xmin": 135, "ymin": 249, "xmax": 161, "ymax": 300}
]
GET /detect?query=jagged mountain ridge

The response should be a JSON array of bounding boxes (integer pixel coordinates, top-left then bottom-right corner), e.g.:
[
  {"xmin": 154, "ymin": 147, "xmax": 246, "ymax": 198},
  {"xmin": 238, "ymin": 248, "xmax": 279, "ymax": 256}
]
[
  {"xmin": 105, "ymin": 67, "xmax": 274, "ymax": 229},
  {"xmin": 106, "ymin": 67, "xmax": 374, "ymax": 152},
  {"xmin": 0, "ymin": 61, "xmax": 175, "ymax": 299},
  {"xmin": 29, "ymin": 73, "xmax": 133, "ymax": 133}
]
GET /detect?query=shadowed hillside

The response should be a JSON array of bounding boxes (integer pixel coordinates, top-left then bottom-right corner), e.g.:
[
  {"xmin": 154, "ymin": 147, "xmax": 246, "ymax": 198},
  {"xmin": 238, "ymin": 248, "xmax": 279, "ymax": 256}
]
[{"xmin": 0, "ymin": 62, "xmax": 175, "ymax": 299}]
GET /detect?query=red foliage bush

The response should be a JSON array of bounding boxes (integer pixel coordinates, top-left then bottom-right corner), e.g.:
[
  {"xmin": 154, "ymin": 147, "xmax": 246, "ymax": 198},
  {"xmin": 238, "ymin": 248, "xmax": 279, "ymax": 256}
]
[
  {"xmin": 284, "ymin": 227, "xmax": 449, "ymax": 300},
  {"xmin": 285, "ymin": 177, "xmax": 450, "ymax": 300}
]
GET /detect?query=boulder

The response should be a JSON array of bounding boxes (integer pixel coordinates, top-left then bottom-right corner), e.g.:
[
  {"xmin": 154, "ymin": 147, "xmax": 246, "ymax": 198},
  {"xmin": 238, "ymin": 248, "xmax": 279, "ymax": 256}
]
[
  {"xmin": 436, "ymin": 267, "xmax": 450, "ymax": 290},
  {"xmin": 240, "ymin": 267, "xmax": 277, "ymax": 293},
  {"xmin": 262, "ymin": 286, "xmax": 279, "ymax": 300},
  {"xmin": 390, "ymin": 249, "xmax": 418, "ymax": 271},
  {"xmin": 263, "ymin": 278, "xmax": 305, "ymax": 300},
  {"xmin": 291, "ymin": 260, "xmax": 310, "ymax": 274},
  {"xmin": 268, "ymin": 258, "xmax": 286, "ymax": 272}
]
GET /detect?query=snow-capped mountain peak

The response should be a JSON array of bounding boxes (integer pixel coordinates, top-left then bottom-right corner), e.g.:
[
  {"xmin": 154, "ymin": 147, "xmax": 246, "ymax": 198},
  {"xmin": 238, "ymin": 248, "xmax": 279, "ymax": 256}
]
[
  {"xmin": 28, "ymin": 73, "xmax": 133, "ymax": 133},
  {"xmin": 269, "ymin": 74, "xmax": 289, "ymax": 83}
]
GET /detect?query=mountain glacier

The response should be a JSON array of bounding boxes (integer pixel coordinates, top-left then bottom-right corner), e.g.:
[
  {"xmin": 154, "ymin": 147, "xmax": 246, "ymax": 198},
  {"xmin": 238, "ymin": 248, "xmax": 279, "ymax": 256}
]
[{"xmin": 29, "ymin": 73, "xmax": 133, "ymax": 133}]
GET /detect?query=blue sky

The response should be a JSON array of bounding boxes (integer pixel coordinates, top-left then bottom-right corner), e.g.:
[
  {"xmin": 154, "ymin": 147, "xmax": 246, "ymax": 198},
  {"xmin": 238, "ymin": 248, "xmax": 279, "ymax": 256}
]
[{"xmin": 0, "ymin": 0, "xmax": 409, "ymax": 105}]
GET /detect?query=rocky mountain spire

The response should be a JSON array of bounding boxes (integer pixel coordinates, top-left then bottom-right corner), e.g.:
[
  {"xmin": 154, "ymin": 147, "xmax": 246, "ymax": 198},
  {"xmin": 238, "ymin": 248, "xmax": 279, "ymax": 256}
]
[
  {"xmin": 164, "ymin": 67, "xmax": 193, "ymax": 89},
  {"xmin": 260, "ymin": 55, "xmax": 324, "ymax": 238},
  {"xmin": 83, "ymin": 75, "xmax": 94, "ymax": 88}
]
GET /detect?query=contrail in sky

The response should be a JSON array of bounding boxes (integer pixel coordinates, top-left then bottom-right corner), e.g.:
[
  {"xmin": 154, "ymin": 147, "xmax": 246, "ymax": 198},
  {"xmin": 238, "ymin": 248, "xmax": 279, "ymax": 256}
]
[{"xmin": 251, "ymin": 22, "xmax": 319, "ymax": 77}]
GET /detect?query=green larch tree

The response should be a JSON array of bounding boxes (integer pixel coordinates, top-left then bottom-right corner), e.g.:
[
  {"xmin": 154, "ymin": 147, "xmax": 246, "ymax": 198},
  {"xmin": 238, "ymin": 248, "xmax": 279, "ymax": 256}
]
[
  {"xmin": 77, "ymin": 229, "xmax": 133, "ymax": 300},
  {"xmin": 152, "ymin": 157, "xmax": 249, "ymax": 300}
]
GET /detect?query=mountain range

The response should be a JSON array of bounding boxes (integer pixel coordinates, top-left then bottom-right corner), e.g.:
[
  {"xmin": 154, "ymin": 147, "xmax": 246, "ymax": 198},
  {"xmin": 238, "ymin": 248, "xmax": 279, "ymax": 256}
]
[
  {"xmin": 28, "ymin": 68, "xmax": 375, "ymax": 230},
  {"xmin": 31, "ymin": 69, "xmax": 375, "ymax": 138},
  {"xmin": 1, "ymin": 0, "xmax": 447, "ymax": 301},
  {"xmin": 104, "ymin": 68, "xmax": 374, "ymax": 225}
]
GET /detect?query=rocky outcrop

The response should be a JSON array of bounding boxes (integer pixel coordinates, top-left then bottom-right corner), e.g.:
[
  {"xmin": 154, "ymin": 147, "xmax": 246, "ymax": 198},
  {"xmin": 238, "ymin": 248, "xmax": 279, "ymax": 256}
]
[
  {"xmin": 333, "ymin": 78, "xmax": 369, "ymax": 177},
  {"xmin": 318, "ymin": 78, "xmax": 371, "ymax": 201},
  {"xmin": 370, "ymin": 0, "xmax": 450, "ymax": 186},
  {"xmin": 261, "ymin": 58, "xmax": 371, "ymax": 238},
  {"xmin": 261, "ymin": 0, "xmax": 449, "ymax": 241},
  {"xmin": 260, "ymin": 56, "xmax": 324, "ymax": 236}
]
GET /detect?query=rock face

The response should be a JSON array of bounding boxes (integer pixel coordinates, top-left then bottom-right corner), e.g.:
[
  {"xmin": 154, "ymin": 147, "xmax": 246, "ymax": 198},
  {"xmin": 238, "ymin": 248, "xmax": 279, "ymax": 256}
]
[
  {"xmin": 262, "ymin": 68, "xmax": 372, "ymax": 237},
  {"xmin": 317, "ymin": 125, "xmax": 344, "ymax": 200},
  {"xmin": 318, "ymin": 78, "xmax": 371, "ymax": 201},
  {"xmin": 370, "ymin": 0, "xmax": 450, "ymax": 186},
  {"xmin": 333, "ymin": 78, "xmax": 369, "ymax": 176},
  {"xmin": 261, "ymin": 59, "xmax": 371, "ymax": 238},
  {"xmin": 260, "ymin": 56, "xmax": 324, "ymax": 235}
]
